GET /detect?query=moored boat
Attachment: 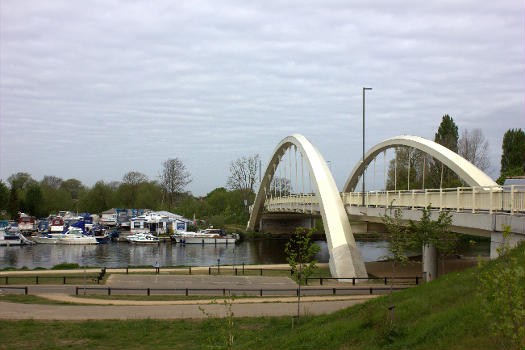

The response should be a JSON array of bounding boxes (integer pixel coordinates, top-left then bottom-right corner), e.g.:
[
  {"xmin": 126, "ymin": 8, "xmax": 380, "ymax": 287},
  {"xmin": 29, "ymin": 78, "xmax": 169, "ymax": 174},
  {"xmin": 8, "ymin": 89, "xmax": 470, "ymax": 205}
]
[
  {"xmin": 126, "ymin": 233, "xmax": 160, "ymax": 244},
  {"xmin": 1, "ymin": 227, "xmax": 33, "ymax": 246},
  {"xmin": 59, "ymin": 227, "xmax": 98, "ymax": 245},
  {"xmin": 18, "ymin": 216, "xmax": 37, "ymax": 233},
  {"xmin": 171, "ymin": 228, "xmax": 239, "ymax": 244},
  {"xmin": 50, "ymin": 217, "xmax": 65, "ymax": 233}
]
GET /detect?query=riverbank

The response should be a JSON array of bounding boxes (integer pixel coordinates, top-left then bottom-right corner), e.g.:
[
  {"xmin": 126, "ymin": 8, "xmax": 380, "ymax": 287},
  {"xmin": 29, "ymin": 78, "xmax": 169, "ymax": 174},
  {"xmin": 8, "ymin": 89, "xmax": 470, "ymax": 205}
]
[{"xmin": 0, "ymin": 244, "xmax": 521, "ymax": 350}]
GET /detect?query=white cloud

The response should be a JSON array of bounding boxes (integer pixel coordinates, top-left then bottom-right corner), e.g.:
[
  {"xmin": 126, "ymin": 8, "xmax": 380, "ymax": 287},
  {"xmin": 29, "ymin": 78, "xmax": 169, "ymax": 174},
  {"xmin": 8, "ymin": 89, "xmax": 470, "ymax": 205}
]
[{"xmin": 1, "ymin": 0, "xmax": 523, "ymax": 194}]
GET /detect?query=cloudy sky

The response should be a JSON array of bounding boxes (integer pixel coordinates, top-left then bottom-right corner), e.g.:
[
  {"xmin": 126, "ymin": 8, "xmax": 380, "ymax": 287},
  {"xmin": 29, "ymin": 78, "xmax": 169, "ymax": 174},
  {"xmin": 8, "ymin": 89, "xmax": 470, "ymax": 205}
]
[{"xmin": 1, "ymin": 0, "xmax": 523, "ymax": 195}]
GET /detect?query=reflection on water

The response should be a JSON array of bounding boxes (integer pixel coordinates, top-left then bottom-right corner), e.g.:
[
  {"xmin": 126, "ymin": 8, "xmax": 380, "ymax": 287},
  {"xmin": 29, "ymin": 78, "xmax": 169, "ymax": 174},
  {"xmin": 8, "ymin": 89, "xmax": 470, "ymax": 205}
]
[{"xmin": 0, "ymin": 239, "xmax": 490, "ymax": 269}]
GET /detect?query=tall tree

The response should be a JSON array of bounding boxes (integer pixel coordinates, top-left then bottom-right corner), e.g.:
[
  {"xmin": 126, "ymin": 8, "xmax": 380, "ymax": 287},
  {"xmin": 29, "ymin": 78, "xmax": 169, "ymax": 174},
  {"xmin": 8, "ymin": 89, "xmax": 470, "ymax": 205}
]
[
  {"xmin": 159, "ymin": 158, "xmax": 192, "ymax": 210},
  {"xmin": 24, "ymin": 183, "xmax": 44, "ymax": 217},
  {"xmin": 77, "ymin": 181, "xmax": 117, "ymax": 213},
  {"xmin": 119, "ymin": 171, "xmax": 148, "ymax": 208},
  {"xmin": 0, "ymin": 180, "xmax": 9, "ymax": 215},
  {"xmin": 7, "ymin": 172, "xmax": 34, "ymax": 191},
  {"xmin": 497, "ymin": 128, "xmax": 525, "ymax": 184},
  {"xmin": 134, "ymin": 181, "xmax": 162, "ymax": 210},
  {"xmin": 226, "ymin": 154, "xmax": 260, "ymax": 204},
  {"xmin": 7, "ymin": 187, "xmax": 19, "ymax": 220},
  {"xmin": 386, "ymin": 147, "xmax": 427, "ymax": 190},
  {"xmin": 458, "ymin": 128, "xmax": 490, "ymax": 172},
  {"xmin": 429, "ymin": 115, "xmax": 461, "ymax": 188},
  {"xmin": 60, "ymin": 178, "xmax": 85, "ymax": 200}
]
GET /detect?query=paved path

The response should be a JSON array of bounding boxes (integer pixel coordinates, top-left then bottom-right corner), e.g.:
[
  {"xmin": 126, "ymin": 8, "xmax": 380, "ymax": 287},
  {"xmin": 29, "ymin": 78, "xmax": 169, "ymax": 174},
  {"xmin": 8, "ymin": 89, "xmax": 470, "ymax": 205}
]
[
  {"xmin": 106, "ymin": 274, "xmax": 297, "ymax": 289},
  {"xmin": 37, "ymin": 293, "xmax": 377, "ymax": 306},
  {"xmin": 0, "ymin": 297, "xmax": 374, "ymax": 320}
]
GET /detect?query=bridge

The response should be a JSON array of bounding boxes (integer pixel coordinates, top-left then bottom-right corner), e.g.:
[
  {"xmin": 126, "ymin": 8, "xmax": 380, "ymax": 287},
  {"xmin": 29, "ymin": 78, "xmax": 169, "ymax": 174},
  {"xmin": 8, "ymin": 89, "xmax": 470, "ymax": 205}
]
[{"xmin": 247, "ymin": 134, "xmax": 525, "ymax": 279}]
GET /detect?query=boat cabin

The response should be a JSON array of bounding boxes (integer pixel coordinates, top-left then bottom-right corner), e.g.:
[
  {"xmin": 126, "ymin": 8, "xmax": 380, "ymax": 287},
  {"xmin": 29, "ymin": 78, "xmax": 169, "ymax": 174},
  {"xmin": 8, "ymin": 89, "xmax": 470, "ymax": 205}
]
[
  {"xmin": 18, "ymin": 216, "xmax": 36, "ymax": 232},
  {"xmin": 101, "ymin": 209, "xmax": 118, "ymax": 226}
]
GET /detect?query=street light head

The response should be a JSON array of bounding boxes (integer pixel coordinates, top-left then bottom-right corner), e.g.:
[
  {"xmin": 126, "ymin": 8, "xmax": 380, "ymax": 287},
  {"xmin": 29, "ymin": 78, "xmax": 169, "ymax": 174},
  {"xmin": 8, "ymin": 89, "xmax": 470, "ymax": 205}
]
[{"xmin": 364, "ymin": 87, "xmax": 372, "ymax": 91}]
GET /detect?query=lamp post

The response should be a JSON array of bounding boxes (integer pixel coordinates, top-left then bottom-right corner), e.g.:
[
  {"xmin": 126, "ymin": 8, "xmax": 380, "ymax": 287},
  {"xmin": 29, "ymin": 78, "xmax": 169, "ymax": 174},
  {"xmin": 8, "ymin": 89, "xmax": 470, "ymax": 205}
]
[{"xmin": 362, "ymin": 87, "xmax": 372, "ymax": 206}]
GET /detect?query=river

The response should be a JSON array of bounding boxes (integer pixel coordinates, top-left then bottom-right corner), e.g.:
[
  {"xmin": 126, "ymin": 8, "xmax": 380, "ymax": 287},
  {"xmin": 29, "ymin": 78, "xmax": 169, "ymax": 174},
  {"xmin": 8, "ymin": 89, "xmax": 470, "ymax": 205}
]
[{"xmin": 0, "ymin": 239, "xmax": 490, "ymax": 269}]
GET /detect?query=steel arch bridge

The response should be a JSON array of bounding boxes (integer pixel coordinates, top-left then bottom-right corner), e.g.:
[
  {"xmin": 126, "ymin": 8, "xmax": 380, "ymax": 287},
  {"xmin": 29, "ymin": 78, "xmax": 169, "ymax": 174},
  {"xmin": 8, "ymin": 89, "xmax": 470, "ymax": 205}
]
[{"xmin": 248, "ymin": 134, "xmax": 522, "ymax": 278}]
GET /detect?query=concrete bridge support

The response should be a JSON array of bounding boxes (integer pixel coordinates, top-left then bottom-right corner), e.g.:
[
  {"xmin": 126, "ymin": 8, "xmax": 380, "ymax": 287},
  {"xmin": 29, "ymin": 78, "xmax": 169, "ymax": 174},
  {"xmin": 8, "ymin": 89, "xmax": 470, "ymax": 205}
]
[
  {"xmin": 259, "ymin": 216, "xmax": 315, "ymax": 235},
  {"xmin": 423, "ymin": 243, "xmax": 437, "ymax": 282},
  {"xmin": 490, "ymin": 232, "xmax": 525, "ymax": 259}
]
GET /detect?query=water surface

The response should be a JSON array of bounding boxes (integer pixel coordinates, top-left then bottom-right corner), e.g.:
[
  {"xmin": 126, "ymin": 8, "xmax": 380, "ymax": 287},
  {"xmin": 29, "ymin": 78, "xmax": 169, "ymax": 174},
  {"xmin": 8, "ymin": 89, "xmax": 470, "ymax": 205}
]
[{"xmin": 0, "ymin": 239, "xmax": 489, "ymax": 269}]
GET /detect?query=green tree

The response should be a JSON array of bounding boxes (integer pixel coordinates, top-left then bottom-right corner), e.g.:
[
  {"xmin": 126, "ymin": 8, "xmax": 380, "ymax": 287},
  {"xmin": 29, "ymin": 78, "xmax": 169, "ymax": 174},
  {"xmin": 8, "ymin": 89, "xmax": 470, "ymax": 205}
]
[
  {"xmin": 134, "ymin": 181, "xmax": 162, "ymax": 209},
  {"xmin": 60, "ymin": 178, "xmax": 85, "ymax": 200},
  {"xmin": 23, "ymin": 183, "xmax": 44, "ymax": 217},
  {"xmin": 285, "ymin": 227, "xmax": 320, "ymax": 321},
  {"xmin": 41, "ymin": 185, "xmax": 73, "ymax": 215},
  {"xmin": 386, "ymin": 147, "xmax": 427, "ymax": 190},
  {"xmin": 119, "ymin": 171, "xmax": 148, "ymax": 208},
  {"xmin": 429, "ymin": 115, "xmax": 461, "ymax": 188},
  {"xmin": 381, "ymin": 206, "xmax": 411, "ymax": 325},
  {"xmin": 7, "ymin": 172, "xmax": 34, "ymax": 191},
  {"xmin": 78, "ymin": 181, "xmax": 117, "ymax": 213},
  {"xmin": 477, "ymin": 228, "xmax": 525, "ymax": 349},
  {"xmin": 497, "ymin": 128, "xmax": 525, "ymax": 184},
  {"xmin": 0, "ymin": 180, "xmax": 9, "ymax": 215},
  {"xmin": 7, "ymin": 187, "xmax": 19, "ymax": 220},
  {"xmin": 408, "ymin": 206, "xmax": 456, "ymax": 280}
]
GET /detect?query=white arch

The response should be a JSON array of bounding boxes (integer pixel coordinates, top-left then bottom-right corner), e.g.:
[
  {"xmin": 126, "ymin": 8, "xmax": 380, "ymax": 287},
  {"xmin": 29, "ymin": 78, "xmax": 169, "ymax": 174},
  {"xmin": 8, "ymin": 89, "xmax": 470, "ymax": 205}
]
[
  {"xmin": 248, "ymin": 134, "xmax": 367, "ymax": 278},
  {"xmin": 343, "ymin": 135, "xmax": 498, "ymax": 192}
]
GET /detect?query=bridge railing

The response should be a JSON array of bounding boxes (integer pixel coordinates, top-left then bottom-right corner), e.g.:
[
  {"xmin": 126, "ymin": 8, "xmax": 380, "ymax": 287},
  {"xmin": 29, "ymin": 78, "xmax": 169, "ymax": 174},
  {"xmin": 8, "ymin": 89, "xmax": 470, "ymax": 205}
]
[
  {"xmin": 344, "ymin": 185, "xmax": 524, "ymax": 215},
  {"xmin": 264, "ymin": 185, "xmax": 525, "ymax": 215}
]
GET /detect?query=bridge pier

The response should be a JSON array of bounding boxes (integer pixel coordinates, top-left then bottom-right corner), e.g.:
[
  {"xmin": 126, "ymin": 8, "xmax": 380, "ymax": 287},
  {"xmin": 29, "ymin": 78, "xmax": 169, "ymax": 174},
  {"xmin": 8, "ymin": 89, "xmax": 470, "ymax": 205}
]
[
  {"xmin": 422, "ymin": 243, "xmax": 437, "ymax": 282},
  {"xmin": 259, "ymin": 215, "xmax": 316, "ymax": 235},
  {"xmin": 490, "ymin": 232, "xmax": 525, "ymax": 259}
]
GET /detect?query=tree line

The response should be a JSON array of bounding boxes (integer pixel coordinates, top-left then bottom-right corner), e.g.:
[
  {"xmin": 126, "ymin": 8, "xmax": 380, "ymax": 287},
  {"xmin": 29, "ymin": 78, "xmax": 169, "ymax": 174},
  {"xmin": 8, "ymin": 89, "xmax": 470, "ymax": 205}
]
[
  {"xmin": 385, "ymin": 115, "xmax": 524, "ymax": 190},
  {"xmin": 0, "ymin": 154, "xmax": 261, "ymax": 228}
]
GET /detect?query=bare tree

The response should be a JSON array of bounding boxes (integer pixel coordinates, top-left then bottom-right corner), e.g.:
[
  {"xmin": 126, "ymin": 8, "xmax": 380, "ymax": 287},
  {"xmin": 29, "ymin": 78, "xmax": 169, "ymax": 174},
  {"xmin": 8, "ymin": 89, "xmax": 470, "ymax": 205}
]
[
  {"xmin": 458, "ymin": 128, "xmax": 490, "ymax": 172},
  {"xmin": 160, "ymin": 158, "xmax": 192, "ymax": 210},
  {"xmin": 108, "ymin": 181, "xmax": 120, "ymax": 191},
  {"xmin": 122, "ymin": 171, "xmax": 148, "ymax": 186},
  {"xmin": 270, "ymin": 177, "xmax": 292, "ymax": 196},
  {"xmin": 41, "ymin": 175, "xmax": 63, "ymax": 189},
  {"xmin": 226, "ymin": 154, "xmax": 260, "ymax": 203}
]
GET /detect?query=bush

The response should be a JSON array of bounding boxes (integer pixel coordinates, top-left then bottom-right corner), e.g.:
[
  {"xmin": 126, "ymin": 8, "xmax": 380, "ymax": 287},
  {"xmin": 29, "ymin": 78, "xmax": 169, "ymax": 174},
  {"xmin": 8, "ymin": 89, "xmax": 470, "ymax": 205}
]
[{"xmin": 51, "ymin": 263, "xmax": 81, "ymax": 270}]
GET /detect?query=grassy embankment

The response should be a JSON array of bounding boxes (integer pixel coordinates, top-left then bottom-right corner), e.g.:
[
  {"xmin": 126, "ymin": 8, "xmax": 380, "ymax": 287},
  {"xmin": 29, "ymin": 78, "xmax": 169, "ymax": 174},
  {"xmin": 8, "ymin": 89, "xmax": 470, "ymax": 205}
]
[{"xmin": 1, "ymin": 243, "xmax": 522, "ymax": 349}]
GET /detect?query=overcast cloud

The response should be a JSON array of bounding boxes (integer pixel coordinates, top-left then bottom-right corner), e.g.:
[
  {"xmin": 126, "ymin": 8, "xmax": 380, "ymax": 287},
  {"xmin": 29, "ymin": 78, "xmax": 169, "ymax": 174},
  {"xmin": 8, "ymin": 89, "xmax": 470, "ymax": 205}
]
[{"xmin": 1, "ymin": 0, "xmax": 523, "ymax": 195}]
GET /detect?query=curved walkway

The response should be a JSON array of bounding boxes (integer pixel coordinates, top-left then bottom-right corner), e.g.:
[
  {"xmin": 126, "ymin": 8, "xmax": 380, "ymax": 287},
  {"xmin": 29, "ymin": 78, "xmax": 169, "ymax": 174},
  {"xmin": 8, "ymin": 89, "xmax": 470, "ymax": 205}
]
[{"xmin": 0, "ymin": 295, "xmax": 376, "ymax": 320}]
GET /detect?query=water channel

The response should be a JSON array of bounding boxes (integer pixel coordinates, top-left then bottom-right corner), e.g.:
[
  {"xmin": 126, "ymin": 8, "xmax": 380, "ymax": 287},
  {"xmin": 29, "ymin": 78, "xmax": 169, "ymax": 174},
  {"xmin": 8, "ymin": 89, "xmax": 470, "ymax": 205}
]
[{"xmin": 0, "ymin": 239, "xmax": 490, "ymax": 269}]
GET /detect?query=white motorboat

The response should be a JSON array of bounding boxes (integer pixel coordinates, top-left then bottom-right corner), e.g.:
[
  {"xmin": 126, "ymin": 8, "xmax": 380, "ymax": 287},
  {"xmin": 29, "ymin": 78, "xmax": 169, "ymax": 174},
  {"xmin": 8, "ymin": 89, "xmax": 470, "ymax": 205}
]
[
  {"xmin": 171, "ymin": 228, "xmax": 239, "ymax": 245},
  {"xmin": 0, "ymin": 227, "xmax": 29, "ymax": 246},
  {"xmin": 126, "ymin": 233, "xmax": 160, "ymax": 244},
  {"xmin": 58, "ymin": 227, "xmax": 98, "ymax": 245},
  {"xmin": 32, "ymin": 233, "xmax": 63, "ymax": 244}
]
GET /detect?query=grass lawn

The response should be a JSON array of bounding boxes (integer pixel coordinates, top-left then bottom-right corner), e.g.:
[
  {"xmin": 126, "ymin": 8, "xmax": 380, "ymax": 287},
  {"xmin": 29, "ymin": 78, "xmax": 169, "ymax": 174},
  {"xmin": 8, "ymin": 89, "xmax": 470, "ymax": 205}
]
[{"xmin": 0, "ymin": 244, "xmax": 522, "ymax": 350}]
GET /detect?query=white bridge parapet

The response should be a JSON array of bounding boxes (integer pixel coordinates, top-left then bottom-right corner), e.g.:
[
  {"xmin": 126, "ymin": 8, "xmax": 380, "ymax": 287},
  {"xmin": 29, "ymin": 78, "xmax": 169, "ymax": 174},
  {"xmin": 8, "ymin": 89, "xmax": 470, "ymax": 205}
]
[{"xmin": 264, "ymin": 185, "xmax": 525, "ymax": 217}]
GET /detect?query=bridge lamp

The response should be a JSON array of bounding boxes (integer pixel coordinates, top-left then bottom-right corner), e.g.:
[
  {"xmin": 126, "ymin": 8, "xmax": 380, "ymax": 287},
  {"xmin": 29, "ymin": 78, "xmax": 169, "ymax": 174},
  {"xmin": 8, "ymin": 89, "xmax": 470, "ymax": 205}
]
[{"xmin": 362, "ymin": 87, "xmax": 372, "ymax": 206}]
